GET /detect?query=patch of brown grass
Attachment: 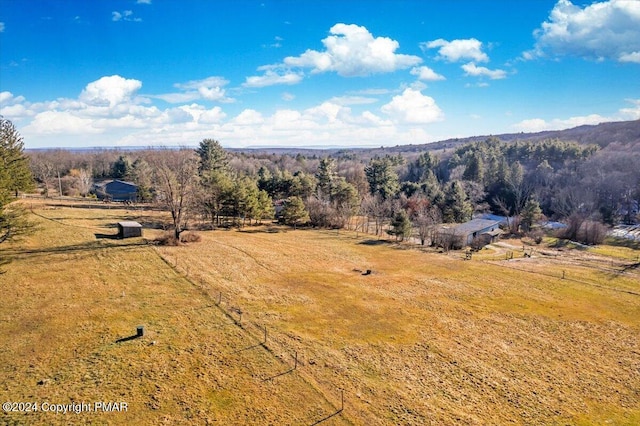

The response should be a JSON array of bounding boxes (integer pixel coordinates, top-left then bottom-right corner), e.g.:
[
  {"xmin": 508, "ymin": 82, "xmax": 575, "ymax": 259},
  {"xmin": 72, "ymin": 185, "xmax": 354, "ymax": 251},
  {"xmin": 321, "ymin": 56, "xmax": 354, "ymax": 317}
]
[{"xmin": 1, "ymin": 199, "xmax": 638, "ymax": 424}]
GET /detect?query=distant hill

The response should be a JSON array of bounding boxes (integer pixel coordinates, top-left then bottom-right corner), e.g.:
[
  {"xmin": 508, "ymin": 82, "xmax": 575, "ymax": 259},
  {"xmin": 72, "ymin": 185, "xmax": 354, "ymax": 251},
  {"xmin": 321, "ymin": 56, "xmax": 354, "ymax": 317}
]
[
  {"xmin": 28, "ymin": 119, "xmax": 640, "ymax": 156},
  {"xmin": 342, "ymin": 119, "xmax": 640, "ymax": 158},
  {"xmin": 232, "ymin": 119, "xmax": 640, "ymax": 157}
]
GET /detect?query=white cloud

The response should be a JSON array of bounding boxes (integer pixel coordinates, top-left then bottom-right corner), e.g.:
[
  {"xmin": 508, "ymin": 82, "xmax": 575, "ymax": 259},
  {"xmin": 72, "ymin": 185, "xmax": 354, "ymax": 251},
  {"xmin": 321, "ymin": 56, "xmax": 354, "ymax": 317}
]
[
  {"xmin": 461, "ymin": 62, "xmax": 507, "ymax": 79},
  {"xmin": 25, "ymin": 111, "xmax": 102, "ymax": 135},
  {"xmin": 243, "ymin": 68, "xmax": 303, "ymax": 87},
  {"xmin": 619, "ymin": 98, "xmax": 640, "ymax": 119},
  {"xmin": 234, "ymin": 109, "xmax": 264, "ymax": 126},
  {"xmin": 619, "ymin": 51, "xmax": 640, "ymax": 63},
  {"xmin": 283, "ymin": 23, "xmax": 422, "ymax": 77},
  {"xmin": 512, "ymin": 98, "xmax": 640, "ymax": 132},
  {"xmin": 528, "ymin": 0, "xmax": 640, "ymax": 62},
  {"xmin": 281, "ymin": 92, "xmax": 295, "ymax": 101},
  {"xmin": 137, "ymin": 0, "xmax": 152, "ymax": 4},
  {"xmin": 422, "ymin": 38, "xmax": 489, "ymax": 63},
  {"xmin": 155, "ymin": 76, "xmax": 232, "ymax": 103},
  {"xmin": 380, "ymin": 88, "xmax": 444, "ymax": 124},
  {"xmin": 0, "ymin": 22, "xmax": 5, "ymax": 32},
  {"xmin": 410, "ymin": 66, "xmax": 445, "ymax": 81},
  {"xmin": 512, "ymin": 114, "xmax": 608, "ymax": 132},
  {"xmin": 112, "ymin": 10, "xmax": 142, "ymax": 22},
  {"xmin": 79, "ymin": 75, "xmax": 142, "ymax": 107},
  {"xmin": 178, "ymin": 76, "xmax": 230, "ymax": 101}
]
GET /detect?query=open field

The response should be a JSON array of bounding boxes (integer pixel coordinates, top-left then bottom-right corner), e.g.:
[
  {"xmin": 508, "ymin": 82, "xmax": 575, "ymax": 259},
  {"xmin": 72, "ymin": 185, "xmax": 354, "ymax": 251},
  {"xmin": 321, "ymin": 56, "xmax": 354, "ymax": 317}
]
[{"xmin": 1, "ymin": 199, "xmax": 639, "ymax": 425}]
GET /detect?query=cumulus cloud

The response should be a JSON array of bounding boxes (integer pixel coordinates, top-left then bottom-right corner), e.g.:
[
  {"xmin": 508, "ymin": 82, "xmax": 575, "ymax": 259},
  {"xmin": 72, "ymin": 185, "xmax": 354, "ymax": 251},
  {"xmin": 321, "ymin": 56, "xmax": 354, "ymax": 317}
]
[
  {"xmin": 5, "ymin": 75, "xmax": 444, "ymax": 148},
  {"xmin": 527, "ymin": 0, "xmax": 640, "ymax": 62},
  {"xmin": 243, "ymin": 67, "xmax": 303, "ymax": 87},
  {"xmin": 25, "ymin": 110, "xmax": 102, "ymax": 135},
  {"xmin": 422, "ymin": 38, "xmax": 489, "ymax": 63},
  {"xmin": 461, "ymin": 62, "xmax": 507, "ymax": 79},
  {"xmin": 410, "ymin": 66, "xmax": 445, "ymax": 81},
  {"xmin": 283, "ymin": 23, "xmax": 422, "ymax": 77},
  {"xmin": 79, "ymin": 75, "xmax": 143, "ymax": 107},
  {"xmin": 380, "ymin": 88, "xmax": 444, "ymax": 124},
  {"xmin": 156, "ymin": 76, "xmax": 233, "ymax": 103}
]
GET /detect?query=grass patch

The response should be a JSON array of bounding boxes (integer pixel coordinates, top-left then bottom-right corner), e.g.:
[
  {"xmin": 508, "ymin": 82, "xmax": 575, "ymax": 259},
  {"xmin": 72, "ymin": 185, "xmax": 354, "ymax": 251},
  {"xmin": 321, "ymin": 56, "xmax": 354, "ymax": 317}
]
[{"xmin": 1, "ymin": 199, "xmax": 638, "ymax": 424}]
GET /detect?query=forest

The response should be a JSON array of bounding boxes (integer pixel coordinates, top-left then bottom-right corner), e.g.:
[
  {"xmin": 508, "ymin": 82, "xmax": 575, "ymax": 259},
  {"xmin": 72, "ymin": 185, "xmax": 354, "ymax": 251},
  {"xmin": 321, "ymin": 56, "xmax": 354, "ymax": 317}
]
[{"xmin": 22, "ymin": 124, "xmax": 640, "ymax": 246}]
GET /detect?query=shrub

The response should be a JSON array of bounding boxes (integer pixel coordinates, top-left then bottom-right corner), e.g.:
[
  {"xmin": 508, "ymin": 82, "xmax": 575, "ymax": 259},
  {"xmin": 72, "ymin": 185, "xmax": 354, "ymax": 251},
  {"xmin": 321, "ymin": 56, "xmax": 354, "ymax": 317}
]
[
  {"xmin": 155, "ymin": 232, "xmax": 178, "ymax": 246},
  {"xmin": 180, "ymin": 233, "xmax": 201, "ymax": 243}
]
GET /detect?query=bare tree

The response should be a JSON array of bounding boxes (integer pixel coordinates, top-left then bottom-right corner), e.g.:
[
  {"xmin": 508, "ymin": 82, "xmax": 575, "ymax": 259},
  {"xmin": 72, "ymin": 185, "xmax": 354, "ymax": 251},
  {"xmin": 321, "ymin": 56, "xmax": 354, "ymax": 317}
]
[
  {"xmin": 150, "ymin": 149, "xmax": 199, "ymax": 240},
  {"xmin": 71, "ymin": 168, "xmax": 93, "ymax": 197}
]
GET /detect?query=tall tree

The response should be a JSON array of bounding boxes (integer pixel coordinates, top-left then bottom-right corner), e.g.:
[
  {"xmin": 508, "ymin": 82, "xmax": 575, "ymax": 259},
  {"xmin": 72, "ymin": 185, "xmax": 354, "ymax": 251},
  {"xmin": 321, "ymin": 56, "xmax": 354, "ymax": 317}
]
[
  {"xmin": 281, "ymin": 196, "xmax": 309, "ymax": 229},
  {"xmin": 196, "ymin": 138, "xmax": 228, "ymax": 175},
  {"xmin": 1, "ymin": 118, "xmax": 35, "ymax": 244},
  {"xmin": 365, "ymin": 158, "xmax": 399, "ymax": 200},
  {"xmin": 442, "ymin": 180, "xmax": 472, "ymax": 223},
  {"xmin": 521, "ymin": 198, "xmax": 543, "ymax": 232},
  {"xmin": 150, "ymin": 149, "xmax": 199, "ymax": 240},
  {"xmin": 111, "ymin": 155, "xmax": 132, "ymax": 179},
  {"xmin": 315, "ymin": 157, "xmax": 337, "ymax": 198}
]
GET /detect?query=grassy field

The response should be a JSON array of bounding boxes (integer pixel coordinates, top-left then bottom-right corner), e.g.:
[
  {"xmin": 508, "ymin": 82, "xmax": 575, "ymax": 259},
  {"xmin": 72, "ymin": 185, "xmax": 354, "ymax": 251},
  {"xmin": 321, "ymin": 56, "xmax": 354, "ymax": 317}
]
[{"xmin": 1, "ymin": 199, "xmax": 639, "ymax": 425}]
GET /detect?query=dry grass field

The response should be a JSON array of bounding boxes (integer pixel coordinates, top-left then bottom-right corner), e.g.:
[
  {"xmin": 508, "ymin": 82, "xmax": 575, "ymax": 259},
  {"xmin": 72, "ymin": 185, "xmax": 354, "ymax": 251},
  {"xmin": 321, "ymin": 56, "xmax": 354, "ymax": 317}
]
[{"xmin": 1, "ymin": 199, "xmax": 639, "ymax": 425}]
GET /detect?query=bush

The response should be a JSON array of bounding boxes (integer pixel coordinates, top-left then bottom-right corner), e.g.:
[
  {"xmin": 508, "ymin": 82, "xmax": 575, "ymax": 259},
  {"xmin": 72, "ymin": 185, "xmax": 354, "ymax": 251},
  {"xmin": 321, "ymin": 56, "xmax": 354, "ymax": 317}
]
[
  {"xmin": 155, "ymin": 233, "xmax": 178, "ymax": 246},
  {"xmin": 528, "ymin": 228, "xmax": 544, "ymax": 244},
  {"xmin": 558, "ymin": 218, "xmax": 607, "ymax": 245},
  {"xmin": 155, "ymin": 232, "xmax": 201, "ymax": 246},
  {"xmin": 180, "ymin": 233, "xmax": 201, "ymax": 243}
]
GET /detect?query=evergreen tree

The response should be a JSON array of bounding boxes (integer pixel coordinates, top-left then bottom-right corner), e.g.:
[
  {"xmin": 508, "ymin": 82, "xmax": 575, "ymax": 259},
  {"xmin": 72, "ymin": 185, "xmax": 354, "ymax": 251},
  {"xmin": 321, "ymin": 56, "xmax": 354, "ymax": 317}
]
[
  {"xmin": 315, "ymin": 157, "xmax": 337, "ymax": 198},
  {"xmin": 463, "ymin": 152, "xmax": 484, "ymax": 184},
  {"xmin": 111, "ymin": 155, "xmax": 132, "ymax": 179},
  {"xmin": 442, "ymin": 180, "xmax": 472, "ymax": 223},
  {"xmin": 256, "ymin": 190, "xmax": 275, "ymax": 224},
  {"xmin": 1, "ymin": 118, "xmax": 35, "ymax": 244},
  {"xmin": 282, "ymin": 196, "xmax": 309, "ymax": 229},
  {"xmin": 521, "ymin": 198, "xmax": 542, "ymax": 232},
  {"xmin": 196, "ymin": 138, "xmax": 228, "ymax": 175},
  {"xmin": 388, "ymin": 210, "xmax": 412, "ymax": 241},
  {"xmin": 365, "ymin": 158, "xmax": 399, "ymax": 200}
]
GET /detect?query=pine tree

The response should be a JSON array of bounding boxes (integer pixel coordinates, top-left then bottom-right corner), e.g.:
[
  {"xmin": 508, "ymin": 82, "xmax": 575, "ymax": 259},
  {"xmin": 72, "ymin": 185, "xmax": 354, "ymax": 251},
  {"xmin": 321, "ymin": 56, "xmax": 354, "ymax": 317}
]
[
  {"xmin": 196, "ymin": 139, "xmax": 228, "ymax": 175},
  {"xmin": 442, "ymin": 180, "xmax": 472, "ymax": 223},
  {"xmin": 365, "ymin": 158, "xmax": 399, "ymax": 200},
  {"xmin": 282, "ymin": 196, "xmax": 309, "ymax": 229},
  {"xmin": 463, "ymin": 152, "xmax": 484, "ymax": 184},
  {"xmin": 388, "ymin": 210, "xmax": 412, "ymax": 241},
  {"xmin": 521, "ymin": 198, "xmax": 542, "ymax": 232},
  {"xmin": 315, "ymin": 157, "xmax": 337, "ymax": 198},
  {"xmin": 1, "ymin": 118, "xmax": 35, "ymax": 244}
]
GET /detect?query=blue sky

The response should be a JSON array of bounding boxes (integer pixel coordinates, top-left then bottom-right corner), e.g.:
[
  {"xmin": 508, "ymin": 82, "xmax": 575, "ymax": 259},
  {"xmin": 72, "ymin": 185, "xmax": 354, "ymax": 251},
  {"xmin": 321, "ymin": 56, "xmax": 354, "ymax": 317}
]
[{"xmin": 1, "ymin": 0, "xmax": 639, "ymax": 149}]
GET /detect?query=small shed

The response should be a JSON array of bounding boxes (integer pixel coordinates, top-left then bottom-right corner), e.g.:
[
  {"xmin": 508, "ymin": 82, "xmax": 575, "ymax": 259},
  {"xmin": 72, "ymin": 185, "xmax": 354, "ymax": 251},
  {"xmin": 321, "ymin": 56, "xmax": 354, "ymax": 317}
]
[{"xmin": 117, "ymin": 221, "xmax": 143, "ymax": 238}]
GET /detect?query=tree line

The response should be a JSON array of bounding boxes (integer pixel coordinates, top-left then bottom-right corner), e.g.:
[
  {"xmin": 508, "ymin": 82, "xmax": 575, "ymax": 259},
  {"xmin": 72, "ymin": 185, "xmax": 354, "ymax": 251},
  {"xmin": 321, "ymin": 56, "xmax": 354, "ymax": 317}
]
[{"xmin": 9, "ymin": 120, "xmax": 640, "ymax": 245}]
